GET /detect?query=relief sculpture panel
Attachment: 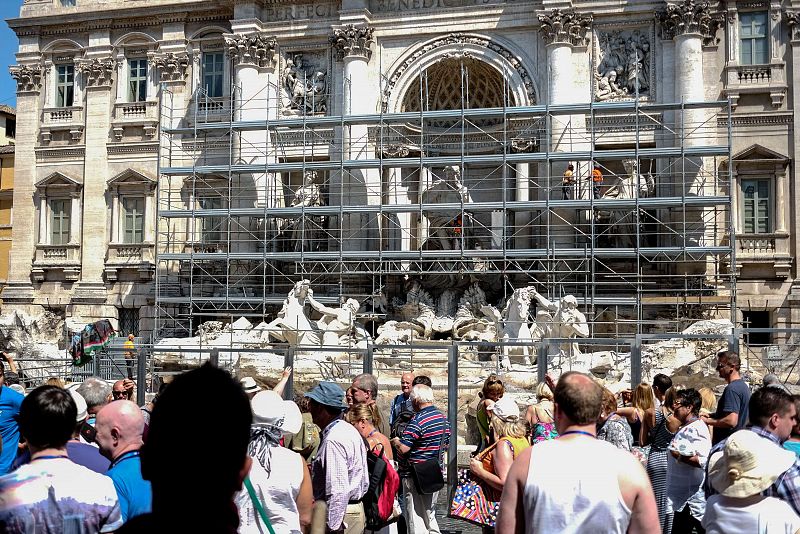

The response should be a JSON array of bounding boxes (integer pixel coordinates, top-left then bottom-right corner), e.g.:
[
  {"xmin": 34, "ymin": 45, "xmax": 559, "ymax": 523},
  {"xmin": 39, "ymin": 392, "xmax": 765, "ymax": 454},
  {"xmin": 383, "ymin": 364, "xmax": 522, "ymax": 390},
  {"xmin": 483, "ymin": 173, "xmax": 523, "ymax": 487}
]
[{"xmin": 593, "ymin": 24, "xmax": 654, "ymax": 101}]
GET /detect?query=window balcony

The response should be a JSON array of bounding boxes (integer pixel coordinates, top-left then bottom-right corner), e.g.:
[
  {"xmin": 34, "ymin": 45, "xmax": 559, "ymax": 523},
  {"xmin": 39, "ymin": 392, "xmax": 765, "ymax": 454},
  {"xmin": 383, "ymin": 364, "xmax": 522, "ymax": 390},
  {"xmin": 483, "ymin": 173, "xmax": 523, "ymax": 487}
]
[
  {"xmin": 723, "ymin": 62, "xmax": 787, "ymax": 109},
  {"xmin": 735, "ymin": 232, "xmax": 792, "ymax": 279},
  {"xmin": 32, "ymin": 243, "xmax": 81, "ymax": 282},
  {"xmin": 104, "ymin": 242, "xmax": 155, "ymax": 281},
  {"xmin": 40, "ymin": 106, "xmax": 84, "ymax": 143},
  {"xmin": 111, "ymin": 101, "xmax": 159, "ymax": 141},
  {"xmin": 188, "ymin": 96, "xmax": 232, "ymax": 124}
]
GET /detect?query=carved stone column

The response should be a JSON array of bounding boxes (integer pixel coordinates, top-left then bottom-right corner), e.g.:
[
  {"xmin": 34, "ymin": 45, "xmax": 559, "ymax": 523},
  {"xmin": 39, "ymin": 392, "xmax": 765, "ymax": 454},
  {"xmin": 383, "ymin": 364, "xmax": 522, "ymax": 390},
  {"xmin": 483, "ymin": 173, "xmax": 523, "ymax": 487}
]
[
  {"xmin": 331, "ymin": 24, "xmax": 378, "ymax": 251},
  {"xmin": 1, "ymin": 63, "xmax": 43, "ymax": 306},
  {"xmin": 73, "ymin": 54, "xmax": 116, "ymax": 304},
  {"xmin": 537, "ymin": 9, "xmax": 592, "ymax": 248},
  {"xmin": 225, "ymin": 33, "xmax": 281, "ymax": 248}
]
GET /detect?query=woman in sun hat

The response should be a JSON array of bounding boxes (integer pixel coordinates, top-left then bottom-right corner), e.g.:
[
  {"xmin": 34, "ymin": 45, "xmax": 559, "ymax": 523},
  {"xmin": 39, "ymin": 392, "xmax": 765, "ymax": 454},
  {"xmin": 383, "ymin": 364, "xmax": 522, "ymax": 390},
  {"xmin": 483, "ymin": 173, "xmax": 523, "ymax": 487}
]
[
  {"xmin": 702, "ymin": 429, "xmax": 800, "ymax": 533},
  {"xmin": 235, "ymin": 390, "xmax": 313, "ymax": 534}
]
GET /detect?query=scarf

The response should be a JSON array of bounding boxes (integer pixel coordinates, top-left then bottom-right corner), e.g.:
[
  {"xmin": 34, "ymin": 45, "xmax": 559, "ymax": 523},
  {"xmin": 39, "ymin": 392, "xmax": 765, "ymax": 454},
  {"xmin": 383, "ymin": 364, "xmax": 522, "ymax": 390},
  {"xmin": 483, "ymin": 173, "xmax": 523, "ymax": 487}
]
[{"xmin": 248, "ymin": 424, "xmax": 284, "ymax": 476}]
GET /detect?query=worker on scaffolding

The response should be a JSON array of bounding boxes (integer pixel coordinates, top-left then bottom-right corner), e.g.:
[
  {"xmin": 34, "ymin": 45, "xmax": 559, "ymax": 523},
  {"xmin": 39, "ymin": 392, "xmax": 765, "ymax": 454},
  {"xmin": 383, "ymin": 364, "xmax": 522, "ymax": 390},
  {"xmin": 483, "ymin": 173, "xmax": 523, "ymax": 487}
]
[
  {"xmin": 592, "ymin": 164, "xmax": 604, "ymax": 200},
  {"xmin": 123, "ymin": 334, "xmax": 136, "ymax": 380},
  {"xmin": 562, "ymin": 164, "xmax": 575, "ymax": 200}
]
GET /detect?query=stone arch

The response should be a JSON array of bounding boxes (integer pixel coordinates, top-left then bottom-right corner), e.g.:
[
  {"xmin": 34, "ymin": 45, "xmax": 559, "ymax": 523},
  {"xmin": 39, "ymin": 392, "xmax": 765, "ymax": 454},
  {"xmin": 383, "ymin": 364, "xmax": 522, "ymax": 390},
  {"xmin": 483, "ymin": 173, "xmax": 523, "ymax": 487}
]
[
  {"xmin": 41, "ymin": 38, "xmax": 84, "ymax": 53},
  {"xmin": 188, "ymin": 26, "xmax": 229, "ymax": 41},
  {"xmin": 383, "ymin": 33, "xmax": 538, "ymax": 113},
  {"xmin": 113, "ymin": 32, "xmax": 158, "ymax": 48}
]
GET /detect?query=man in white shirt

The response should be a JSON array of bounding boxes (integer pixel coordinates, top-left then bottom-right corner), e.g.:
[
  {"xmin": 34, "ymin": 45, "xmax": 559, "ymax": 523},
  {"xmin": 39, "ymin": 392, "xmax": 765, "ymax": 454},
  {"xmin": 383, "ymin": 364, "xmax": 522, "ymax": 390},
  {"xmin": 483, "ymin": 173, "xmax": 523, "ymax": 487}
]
[{"xmin": 497, "ymin": 372, "xmax": 659, "ymax": 534}]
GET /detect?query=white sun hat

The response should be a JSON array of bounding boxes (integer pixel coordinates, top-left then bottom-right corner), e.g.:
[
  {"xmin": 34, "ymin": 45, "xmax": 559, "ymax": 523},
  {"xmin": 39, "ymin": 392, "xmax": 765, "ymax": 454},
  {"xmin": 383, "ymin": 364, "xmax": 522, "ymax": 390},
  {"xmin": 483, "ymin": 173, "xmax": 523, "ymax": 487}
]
[{"xmin": 251, "ymin": 390, "xmax": 302, "ymax": 435}]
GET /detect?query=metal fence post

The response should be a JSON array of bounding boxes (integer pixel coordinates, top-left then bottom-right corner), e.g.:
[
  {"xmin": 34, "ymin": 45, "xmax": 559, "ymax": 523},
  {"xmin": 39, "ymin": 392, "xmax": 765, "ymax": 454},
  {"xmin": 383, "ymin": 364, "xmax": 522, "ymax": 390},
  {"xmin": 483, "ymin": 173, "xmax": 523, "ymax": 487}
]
[
  {"xmin": 283, "ymin": 347, "xmax": 295, "ymax": 400},
  {"xmin": 447, "ymin": 344, "xmax": 458, "ymax": 500},
  {"xmin": 136, "ymin": 346, "xmax": 147, "ymax": 406},
  {"xmin": 537, "ymin": 342, "xmax": 548, "ymax": 384},
  {"xmin": 631, "ymin": 338, "xmax": 642, "ymax": 387},
  {"xmin": 210, "ymin": 348, "xmax": 219, "ymax": 367},
  {"xmin": 364, "ymin": 344, "xmax": 373, "ymax": 376}
]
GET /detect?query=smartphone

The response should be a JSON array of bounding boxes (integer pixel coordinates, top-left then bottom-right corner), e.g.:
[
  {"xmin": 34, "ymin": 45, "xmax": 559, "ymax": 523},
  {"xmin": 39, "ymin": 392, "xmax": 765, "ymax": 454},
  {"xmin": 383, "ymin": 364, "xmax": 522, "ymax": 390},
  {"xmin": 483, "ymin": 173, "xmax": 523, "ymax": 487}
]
[{"xmin": 79, "ymin": 421, "xmax": 97, "ymax": 443}]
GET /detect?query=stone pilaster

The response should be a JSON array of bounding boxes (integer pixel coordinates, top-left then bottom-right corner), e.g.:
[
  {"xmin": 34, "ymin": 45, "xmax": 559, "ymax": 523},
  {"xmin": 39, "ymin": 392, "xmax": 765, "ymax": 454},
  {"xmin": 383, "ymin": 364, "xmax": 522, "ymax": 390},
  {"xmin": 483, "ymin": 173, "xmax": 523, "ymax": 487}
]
[
  {"xmin": 73, "ymin": 53, "xmax": 115, "ymax": 304},
  {"xmin": 331, "ymin": 24, "xmax": 378, "ymax": 251},
  {"xmin": 1, "ymin": 62, "xmax": 44, "ymax": 306}
]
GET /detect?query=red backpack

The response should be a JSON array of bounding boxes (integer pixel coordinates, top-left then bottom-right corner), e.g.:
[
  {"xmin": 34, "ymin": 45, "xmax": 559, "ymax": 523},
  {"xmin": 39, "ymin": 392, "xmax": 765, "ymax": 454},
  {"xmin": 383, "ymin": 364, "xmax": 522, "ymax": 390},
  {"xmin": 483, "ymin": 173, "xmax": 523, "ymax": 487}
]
[{"xmin": 363, "ymin": 443, "xmax": 400, "ymax": 530}]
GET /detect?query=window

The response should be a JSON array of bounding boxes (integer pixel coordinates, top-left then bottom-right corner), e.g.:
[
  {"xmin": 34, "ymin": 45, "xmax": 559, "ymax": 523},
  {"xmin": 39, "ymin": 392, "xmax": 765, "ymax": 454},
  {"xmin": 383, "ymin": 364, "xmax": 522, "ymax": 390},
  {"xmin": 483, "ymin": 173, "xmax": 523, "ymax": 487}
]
[
  {"xmin": 128, "ymin": 59, "xmax": 148, "ymax": 102},
  {"xmin": 49, "ymin": 198, "xmax": 71, "ymax": 245},
  {"xmin": 742, "ymin": 178, "xmax": 770, "ymax": 233},
  {"xmin": 6, "ymin": 119, "xmax": 15, "ymax": 139},
  {"xmin": 119, "ymin": 307, "xmax": 140, "ymax": 337},
  {"xmin": 201, "ymin": 52, "xmax": 225, "ymax": 98},
  {"xmin": 740, "ymin": 13, "xmax": 768, "ymax": 65},
  {"xmin": 56, "ymin": 65, "xmax": 75, "ymax": 107},
  {"xmin": 199, "ymin": 196, "xmax": 223, "ymax": 242},
  {"xmin": 742, "ymin": 310, "xmax": 771, "ymax": 346},
  {"xmin": 122, "ymin": 197, "xmax": 144, "ymax": 243},
  {"xmin": 60, "ymin": 0, "xmax": 76, "ymax": 5}
]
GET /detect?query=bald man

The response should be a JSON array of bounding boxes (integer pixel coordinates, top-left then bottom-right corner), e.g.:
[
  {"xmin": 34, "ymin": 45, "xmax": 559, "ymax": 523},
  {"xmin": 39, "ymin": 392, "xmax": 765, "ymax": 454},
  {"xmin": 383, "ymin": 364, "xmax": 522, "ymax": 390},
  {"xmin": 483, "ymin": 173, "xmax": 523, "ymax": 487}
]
[
  {"xmin": 390, "ymin": 372, "xmax": 415, "ymax": 430},
  {"xmin": 95, "ymin": 400, "xmax": 152, "ymax": 523},
  {"xmin": 497, "ymin": 372, "xmax": 659, "ymax": 534}
]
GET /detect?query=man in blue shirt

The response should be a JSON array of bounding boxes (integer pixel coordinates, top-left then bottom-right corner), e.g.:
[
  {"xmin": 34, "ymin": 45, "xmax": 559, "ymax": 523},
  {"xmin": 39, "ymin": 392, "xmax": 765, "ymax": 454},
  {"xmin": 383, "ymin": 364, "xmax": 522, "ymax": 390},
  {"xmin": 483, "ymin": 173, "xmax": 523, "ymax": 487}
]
[
  {"xmin": 389, "ymin": 372, "xmax": 415, "ymax": 429},
  {"xmin": 95, "ymin": 399, "xmax": 152, "ymax": 523},
  {"xmin": 0, "ymin": 361, "xmax": 23, "ymax": 474},
  {"xmin": 702, "ymin": 350, "xmax": 751, "ymax": 445}
]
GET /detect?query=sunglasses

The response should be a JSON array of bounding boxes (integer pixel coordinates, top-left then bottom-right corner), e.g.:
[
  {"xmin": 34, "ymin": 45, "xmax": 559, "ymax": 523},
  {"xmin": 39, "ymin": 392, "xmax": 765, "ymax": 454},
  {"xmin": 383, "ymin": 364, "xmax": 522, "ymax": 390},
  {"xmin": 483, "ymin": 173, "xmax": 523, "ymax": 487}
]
[{"xmin": 112, "ymin": 390, "xmax": 128, "ymax": 398}]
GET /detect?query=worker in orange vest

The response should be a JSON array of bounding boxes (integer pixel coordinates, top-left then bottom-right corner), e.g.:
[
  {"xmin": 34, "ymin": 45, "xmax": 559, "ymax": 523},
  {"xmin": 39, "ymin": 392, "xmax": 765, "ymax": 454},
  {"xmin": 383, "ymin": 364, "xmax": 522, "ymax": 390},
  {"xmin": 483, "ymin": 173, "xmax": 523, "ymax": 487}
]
[{"xmin": 592, "ymin": 165, "xmax": 603, "ymax": 199}]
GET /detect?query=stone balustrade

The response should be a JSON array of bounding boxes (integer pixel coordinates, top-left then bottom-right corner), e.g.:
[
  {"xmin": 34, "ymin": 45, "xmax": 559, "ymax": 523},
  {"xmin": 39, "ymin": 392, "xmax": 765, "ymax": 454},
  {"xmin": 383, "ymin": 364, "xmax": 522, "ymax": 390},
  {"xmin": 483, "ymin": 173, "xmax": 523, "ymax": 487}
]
[
  {"xmin": 40, "ymin": 107, "xmax": 84, "ymax": 143},
  {"xmin": 105, "ymin": 242, "xmax": 155, "ymax": 281},
  {"xmin": 736, "ymin": 232, "xmax": 792, "ymax": 278},
  {"xmin": 111, "ymin": 101, "xmax": 159, "ymax": 141}
]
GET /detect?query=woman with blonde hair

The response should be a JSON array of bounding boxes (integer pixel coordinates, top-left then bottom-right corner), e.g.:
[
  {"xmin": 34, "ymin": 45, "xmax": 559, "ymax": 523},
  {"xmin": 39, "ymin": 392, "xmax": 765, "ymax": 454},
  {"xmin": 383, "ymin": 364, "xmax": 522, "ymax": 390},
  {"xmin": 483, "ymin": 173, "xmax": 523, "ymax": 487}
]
[
  {"xmin": 461, "ymin": 396, "xmax": 530, "ymax": 528},
  {"xmin": 348, "ymin": 404, "xmax": 393, "ymax": 461},
  {"xmin": 525, "ymin": 381, "xmax": 557, "ymax": 443},
  {"xmin": 617, "ymin": 382, "xmax": 656, "ymax": 446}
]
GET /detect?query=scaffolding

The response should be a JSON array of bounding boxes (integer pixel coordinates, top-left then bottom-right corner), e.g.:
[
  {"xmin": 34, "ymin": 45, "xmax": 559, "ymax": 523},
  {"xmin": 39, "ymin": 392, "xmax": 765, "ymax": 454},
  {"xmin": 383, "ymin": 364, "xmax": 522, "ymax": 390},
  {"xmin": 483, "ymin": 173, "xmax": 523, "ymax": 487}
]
[{"xmin": 154, "ymin": 63, "xmax": 734, "ymax": 342}]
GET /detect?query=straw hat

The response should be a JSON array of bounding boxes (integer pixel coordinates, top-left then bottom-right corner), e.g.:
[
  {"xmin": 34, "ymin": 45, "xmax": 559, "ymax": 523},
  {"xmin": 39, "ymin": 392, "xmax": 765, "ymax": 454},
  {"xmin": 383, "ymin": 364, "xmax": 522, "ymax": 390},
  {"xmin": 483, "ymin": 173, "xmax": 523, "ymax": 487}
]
[
  {"xmin": 251, "ymin": 390, "xmax": 302, "ymax": 435},
  {"xmin": 709, "ymin": 430, "xmax": 796, "ymax": 498}
]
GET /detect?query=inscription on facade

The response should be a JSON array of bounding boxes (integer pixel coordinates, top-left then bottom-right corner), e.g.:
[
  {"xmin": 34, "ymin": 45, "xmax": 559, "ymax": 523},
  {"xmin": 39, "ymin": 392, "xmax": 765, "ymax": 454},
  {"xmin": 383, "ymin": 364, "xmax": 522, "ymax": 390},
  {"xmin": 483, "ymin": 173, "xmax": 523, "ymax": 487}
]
[
  {"xmin": 370, "ymin": 0, "xmax": 503, "ymax": 13},
  {"xmin": 263, "ymin": 3, "xmax": 337, "ymax": 21}
]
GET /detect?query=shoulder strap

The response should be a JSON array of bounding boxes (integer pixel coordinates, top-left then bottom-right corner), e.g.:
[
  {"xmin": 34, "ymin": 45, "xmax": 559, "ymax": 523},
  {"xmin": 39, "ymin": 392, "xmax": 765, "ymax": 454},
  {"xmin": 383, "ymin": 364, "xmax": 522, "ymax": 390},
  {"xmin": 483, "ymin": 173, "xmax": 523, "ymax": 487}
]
[{"xmin": 244, "ymin": 476, "xmax": 277, "ymax": 534}]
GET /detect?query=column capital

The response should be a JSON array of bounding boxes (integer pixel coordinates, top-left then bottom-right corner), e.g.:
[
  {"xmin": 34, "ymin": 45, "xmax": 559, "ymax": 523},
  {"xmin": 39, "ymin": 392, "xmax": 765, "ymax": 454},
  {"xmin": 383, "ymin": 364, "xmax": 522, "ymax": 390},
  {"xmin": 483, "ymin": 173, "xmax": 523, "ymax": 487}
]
[
  {"xmin": 77, "ymin": 57, "xmax": 116, "ymax": 88},
  {"xmin": 152, "ymin": 51, "xmax": 190, "ymax": 82},
  {"xmin": 656, "ymin": 0, "xmax": 722, "ymax": 45},
  {"xmin": 537, "ymin": 9, "xmax": 593, "ymax": 47},
  {"xmin": 785, "ymin": 10, "xmax": 800, "ymax": 42},
  {"xmin": 9, "ymin": 63, "xmax": 43, "ymax": 94},
  {"xmin": 224, "ymin": 33, "xmax": 278, "ymax": 69},
  {"xmin": 330, "ymin": 24, "xmax": 375, "ymax": 62}
]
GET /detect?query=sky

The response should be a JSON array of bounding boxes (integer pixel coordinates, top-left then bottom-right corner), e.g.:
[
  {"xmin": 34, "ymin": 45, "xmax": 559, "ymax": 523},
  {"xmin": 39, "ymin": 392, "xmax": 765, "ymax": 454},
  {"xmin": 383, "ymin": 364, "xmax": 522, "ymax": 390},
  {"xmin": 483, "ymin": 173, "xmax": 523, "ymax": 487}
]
[{"xmin": 0, "ymin": 0, "xmax": 24, "ymax": 109}]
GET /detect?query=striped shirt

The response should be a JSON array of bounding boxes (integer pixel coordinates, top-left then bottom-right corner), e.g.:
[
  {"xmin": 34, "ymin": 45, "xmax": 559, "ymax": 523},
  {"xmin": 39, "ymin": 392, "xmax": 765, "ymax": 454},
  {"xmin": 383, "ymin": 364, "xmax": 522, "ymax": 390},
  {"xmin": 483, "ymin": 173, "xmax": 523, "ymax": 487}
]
[{"xmin": 398, "ymin": 406, "xmax": 450, "ymax": 477}]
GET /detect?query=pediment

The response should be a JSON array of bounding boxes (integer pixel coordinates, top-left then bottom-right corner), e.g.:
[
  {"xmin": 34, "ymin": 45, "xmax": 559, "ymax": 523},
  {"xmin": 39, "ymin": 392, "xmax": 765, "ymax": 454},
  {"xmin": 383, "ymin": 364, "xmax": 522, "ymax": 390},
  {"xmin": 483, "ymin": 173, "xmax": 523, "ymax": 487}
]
[
  {"xmin": 107, "ymin": 169, "xmax": 156, "ymax": 186},
  {"xmin": 35, "ymin": 172, "xmax": 81, "ymax": 189},
  {"xmin": 732, "ymin": 144, "xmax": 789, "ymax": 163}
]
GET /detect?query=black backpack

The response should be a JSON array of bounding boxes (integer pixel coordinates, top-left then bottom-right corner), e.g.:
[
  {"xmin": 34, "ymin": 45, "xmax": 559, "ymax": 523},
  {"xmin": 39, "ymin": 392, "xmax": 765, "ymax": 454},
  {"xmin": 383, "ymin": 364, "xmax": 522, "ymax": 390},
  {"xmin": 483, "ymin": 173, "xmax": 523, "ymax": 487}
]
[{"xmin": 391, "ymin": 409, "xmax": 415, "ymax": 440}]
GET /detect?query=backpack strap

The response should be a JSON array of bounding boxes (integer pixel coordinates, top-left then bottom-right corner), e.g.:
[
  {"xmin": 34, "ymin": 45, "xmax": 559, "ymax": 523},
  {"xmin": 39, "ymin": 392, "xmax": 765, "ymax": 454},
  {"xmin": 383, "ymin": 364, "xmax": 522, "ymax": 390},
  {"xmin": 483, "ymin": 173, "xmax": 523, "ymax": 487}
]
[{"xmin": 244, "ymin": 476, "xmax": 277, "ymax": 534}]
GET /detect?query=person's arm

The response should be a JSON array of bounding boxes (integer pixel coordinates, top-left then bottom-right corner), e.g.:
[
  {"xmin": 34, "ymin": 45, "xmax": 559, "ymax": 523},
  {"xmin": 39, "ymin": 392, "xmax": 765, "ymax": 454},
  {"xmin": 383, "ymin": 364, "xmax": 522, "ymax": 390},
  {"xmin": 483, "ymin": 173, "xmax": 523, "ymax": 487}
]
[
  {"xmin": 296, "ymin": 455, "xmax": 314, "ymax": 534},
  {"xmin": 1, "ymin": 353, "xmax": 18, "ymax": 375},
  {"xmin": 391, "ymin": 436, "xmax": 411, "ymax": 455},
  {"xmin": 496, "ymin": 447, "xmax": 531, "ymax": 534},
  {"xmin": 622, "ymin": 457, "xmax": 661, "ymax": 534},
  {"xmin": 670, "ymin": 449, "xmax": 702, "ymax": 468},
  {"xmin": 471, "ymin": 439, "xmax": 515, "ymax": 491},
  {"xmin": 665, "ymin": 409, "xmax": 682, "ymax": 434},
  {"xmin": 702, "ymin": 412, "xmax": 738, "ymax": 429},
  {"xmin": 273, "ymin": 367, "xmax": 292, "ymax": 397}
]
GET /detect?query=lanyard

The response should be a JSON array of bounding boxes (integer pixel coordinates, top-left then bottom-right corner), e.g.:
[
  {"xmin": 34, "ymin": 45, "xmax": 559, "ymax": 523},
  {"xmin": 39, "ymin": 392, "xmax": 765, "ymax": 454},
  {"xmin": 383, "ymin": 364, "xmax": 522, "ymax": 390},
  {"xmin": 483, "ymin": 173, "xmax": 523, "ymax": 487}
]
[
  {"xmin": 109, "ymin": 450, "xmax": 140, "ymax": 470},
  {"xmin": 32, "ymin": 454, "xmax": 68, "ymax": 461},
  {"xmin": 560, "ymin": 430, "xmax": 596, "ymax": 439}
]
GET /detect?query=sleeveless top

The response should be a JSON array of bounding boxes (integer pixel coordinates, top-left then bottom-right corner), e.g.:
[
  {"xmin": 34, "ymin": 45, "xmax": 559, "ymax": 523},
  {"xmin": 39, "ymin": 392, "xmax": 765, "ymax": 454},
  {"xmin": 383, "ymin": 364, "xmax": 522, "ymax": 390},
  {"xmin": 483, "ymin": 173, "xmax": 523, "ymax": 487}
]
[
  {"xmin": 479, "ymin": 436, "xmax": 530, "ymax": 501},
  {"xmin": 523, "ymin": 439, "xmax": 632, "ymax": 534},
  {"xmin": 235, "ymin": 446, "xmax": 305, "ymax": 534},
  {"xmin": 477, "ymin": 403, "xmax": 491, "ymax": 442}
]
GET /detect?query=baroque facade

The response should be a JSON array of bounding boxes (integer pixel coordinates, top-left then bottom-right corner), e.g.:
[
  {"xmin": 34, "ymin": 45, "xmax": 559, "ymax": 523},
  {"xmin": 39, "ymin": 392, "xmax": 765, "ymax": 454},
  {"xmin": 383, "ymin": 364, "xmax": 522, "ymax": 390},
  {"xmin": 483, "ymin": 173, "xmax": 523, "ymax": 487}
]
[{"xmin": 3, "ymin": 0, "xmax": 799, "ymax": 342}]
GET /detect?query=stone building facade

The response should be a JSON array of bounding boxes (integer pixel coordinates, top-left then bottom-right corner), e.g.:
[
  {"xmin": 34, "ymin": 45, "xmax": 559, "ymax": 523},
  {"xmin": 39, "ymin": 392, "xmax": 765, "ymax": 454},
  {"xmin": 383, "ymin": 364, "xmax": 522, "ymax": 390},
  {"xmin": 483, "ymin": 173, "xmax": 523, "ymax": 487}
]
[{"xmin": 2, "ymin": 0, "xmax": 799, "ymax": 340}]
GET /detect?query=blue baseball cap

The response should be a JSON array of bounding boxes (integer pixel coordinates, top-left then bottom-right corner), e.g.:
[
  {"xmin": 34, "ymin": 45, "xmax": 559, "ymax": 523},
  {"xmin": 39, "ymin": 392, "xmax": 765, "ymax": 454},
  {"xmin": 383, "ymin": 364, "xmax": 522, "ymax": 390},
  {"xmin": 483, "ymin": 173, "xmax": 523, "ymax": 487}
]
[{"xmin": 305, "ymin": 381, "xmax": 347, "ymax": 410}]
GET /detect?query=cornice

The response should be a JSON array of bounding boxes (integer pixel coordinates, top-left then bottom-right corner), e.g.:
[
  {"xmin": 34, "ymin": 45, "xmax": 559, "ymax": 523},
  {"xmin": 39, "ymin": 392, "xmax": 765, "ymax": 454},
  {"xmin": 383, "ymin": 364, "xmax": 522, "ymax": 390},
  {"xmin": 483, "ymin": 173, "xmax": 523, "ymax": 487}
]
[{"xmin": 716, "ymin": 111, "xmax": 793, "ymax": 127}]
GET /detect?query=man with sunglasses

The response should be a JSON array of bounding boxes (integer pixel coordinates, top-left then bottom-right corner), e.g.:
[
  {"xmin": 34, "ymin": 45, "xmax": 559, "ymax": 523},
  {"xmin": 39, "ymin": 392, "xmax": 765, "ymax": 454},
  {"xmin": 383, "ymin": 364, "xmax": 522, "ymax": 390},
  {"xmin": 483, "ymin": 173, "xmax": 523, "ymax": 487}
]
[
  {"xmin": 112, "ymin": 379, "xmax": 135, "ymax": 401},
  {"xmin": 701, "ymin": 351, "xmax": 750, "ymax": 445}
]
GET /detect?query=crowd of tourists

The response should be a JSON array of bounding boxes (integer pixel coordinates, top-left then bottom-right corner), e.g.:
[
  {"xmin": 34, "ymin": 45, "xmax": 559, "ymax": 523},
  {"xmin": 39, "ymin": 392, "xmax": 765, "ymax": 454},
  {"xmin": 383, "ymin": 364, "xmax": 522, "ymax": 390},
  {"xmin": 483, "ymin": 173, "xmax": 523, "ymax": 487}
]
[{"xmin": 1, "ymin": 348, "xmax": 800, "ymax": 534}]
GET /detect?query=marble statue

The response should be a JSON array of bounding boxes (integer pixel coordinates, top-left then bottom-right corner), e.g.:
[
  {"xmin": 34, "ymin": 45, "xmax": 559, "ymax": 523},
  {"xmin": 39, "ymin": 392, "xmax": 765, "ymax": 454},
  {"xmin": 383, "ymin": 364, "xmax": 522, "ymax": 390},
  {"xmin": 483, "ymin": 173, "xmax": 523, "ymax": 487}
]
[
  {"xmin": 597, "ymin": 159, "xmax": 656, "ymax": 247},
  {"xmin": 452, "ymin": 283, "xmax": 497, "ymax": 341},
  {"xmin": 529, "ymin": 290, "xmax": 590, "ymax": 360},
  {"xmin": 481, "ymin": 287, "xmax": 537, "ymax": 368},
  {"xmin": 306, "ymin": 292, "xmax": 368, "ymax": 347},
  {"xmin": 291, "ymin": 171, "xmax": 322, "ymax": 208},
  {"xmin": 421, "ymin": 166, "xmax": 475, "ymax": 250},
  {"xmin": 283, "ymin": 53, "xmax": 327, "ymax": 114},
  {"xmin": 260, "ymin": 280, "xmax": 320, "ymax": 346}
]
